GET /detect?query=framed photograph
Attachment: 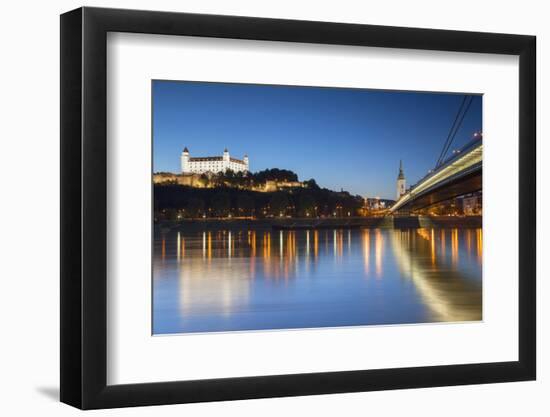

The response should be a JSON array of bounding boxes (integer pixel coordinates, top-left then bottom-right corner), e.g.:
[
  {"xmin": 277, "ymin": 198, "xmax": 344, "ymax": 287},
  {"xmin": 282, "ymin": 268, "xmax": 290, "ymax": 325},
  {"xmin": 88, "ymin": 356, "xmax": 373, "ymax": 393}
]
[{"xmin": 60, "ymin": 7, "xmax": 536, "ymax": 409}]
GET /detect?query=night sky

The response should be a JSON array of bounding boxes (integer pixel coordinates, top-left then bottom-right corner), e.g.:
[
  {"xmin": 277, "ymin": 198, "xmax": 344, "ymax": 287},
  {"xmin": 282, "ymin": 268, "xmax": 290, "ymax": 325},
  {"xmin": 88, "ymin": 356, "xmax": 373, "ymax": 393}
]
[{"xmin": 153, "ymin": 80, "xmax": 482, "ymax": 200}]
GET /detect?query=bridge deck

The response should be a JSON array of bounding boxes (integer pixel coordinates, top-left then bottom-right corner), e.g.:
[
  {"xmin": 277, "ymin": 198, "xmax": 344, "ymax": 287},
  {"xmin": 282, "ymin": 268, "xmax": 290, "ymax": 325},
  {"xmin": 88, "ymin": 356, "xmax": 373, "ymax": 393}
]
[{"xmin": 391, "ymin": 141, "xmax": 482, "ymax": 212}]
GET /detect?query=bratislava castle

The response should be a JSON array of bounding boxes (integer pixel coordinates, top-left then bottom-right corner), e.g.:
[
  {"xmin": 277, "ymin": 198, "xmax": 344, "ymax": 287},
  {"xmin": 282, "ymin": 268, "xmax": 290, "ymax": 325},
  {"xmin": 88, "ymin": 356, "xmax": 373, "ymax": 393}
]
[{"xmin": 181, "ymin": 147, "xmax": 249, "ymax": 174}]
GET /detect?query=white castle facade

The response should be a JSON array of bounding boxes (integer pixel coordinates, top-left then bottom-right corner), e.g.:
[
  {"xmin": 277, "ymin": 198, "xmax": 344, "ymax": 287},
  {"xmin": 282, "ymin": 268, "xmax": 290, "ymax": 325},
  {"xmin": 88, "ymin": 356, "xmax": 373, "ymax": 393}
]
[{"xmin": 181, "ymin": 147, "xmax": 249, "ymax": 174}]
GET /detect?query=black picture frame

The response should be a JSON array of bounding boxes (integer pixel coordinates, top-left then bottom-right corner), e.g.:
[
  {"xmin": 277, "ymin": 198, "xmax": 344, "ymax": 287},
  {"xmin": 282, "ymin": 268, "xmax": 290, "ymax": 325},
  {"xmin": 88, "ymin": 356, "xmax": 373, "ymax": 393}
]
[{"xmin": 60, "ymin": 6, "xmax": 536, "ymax": 410}]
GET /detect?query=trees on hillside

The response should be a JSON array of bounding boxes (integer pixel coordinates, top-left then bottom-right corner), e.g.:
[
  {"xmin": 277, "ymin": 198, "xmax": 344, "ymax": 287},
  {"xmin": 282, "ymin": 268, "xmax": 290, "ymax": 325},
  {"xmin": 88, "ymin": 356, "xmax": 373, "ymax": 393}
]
[
  {"xmin": 211, "ymin": 192, "xmax": 231, "ymax": 217},
  {"xmin": 195, "ymin": 168, "xmax": 300, "ymax": 189},
  {"xmin": 298, "ymin": 193, "xmax": 316, "ymax": 217},
  {"xmin": 251, "ymin": 168, "xmax": 298, "ymax": 183},
  {"xmin": 185, "ymin": 197, "xmax": 204, "ymax": 218},
  {"xmin": 237, "ymin": 194, "xmax": 255, "ymax": 216},
  {"xmin": 269, "ymin": 193, "xmax": 290, "ymax": 217},
  {"xmin": 154, "ymin": 183, "xmax": 363, "ymax": 220}
]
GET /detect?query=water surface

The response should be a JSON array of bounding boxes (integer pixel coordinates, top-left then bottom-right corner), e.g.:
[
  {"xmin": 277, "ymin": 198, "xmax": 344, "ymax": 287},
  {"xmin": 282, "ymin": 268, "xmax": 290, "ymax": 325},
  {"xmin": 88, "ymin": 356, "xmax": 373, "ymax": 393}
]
[{"xmin": 153, "ymin": 226, "xmax": 482, "ymax": 334}]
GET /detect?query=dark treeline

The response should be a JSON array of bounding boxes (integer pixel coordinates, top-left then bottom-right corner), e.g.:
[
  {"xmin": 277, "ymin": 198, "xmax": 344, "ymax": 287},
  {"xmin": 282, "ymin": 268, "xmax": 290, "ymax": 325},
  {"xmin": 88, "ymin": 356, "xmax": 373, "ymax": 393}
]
[
  {"xmin": 160, "ymin": 168, "xmax": 303, "ymax": 189},
  {"xmin": 250, "ymin": 168, "xmax": 298, "ymax": 183},
  {"xmin": 154, "ymin": 184, "xmax": 364, "ymax": 220}
]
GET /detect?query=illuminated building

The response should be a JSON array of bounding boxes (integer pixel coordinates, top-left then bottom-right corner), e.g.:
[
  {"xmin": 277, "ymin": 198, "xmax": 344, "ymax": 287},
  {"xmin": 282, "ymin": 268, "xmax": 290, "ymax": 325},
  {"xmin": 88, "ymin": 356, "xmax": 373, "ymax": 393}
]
[
  {"xmin": 152, "ymin": 172, "xmax": 204, "ymax": 186},
  {"xmin": 181, "ymin": 147, "xmax": 249, "ymax": 174},
  {"xmin": 461, "ymin": 193, "xmax": 482, "ymax": 215}
]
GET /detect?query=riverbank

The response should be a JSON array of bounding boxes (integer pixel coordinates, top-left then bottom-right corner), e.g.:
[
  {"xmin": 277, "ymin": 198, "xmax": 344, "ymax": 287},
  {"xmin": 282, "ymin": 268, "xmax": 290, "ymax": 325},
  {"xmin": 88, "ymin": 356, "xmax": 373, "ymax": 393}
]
[{"xmin": 156, "ymin": 215, "xmax": 482, "ymax": 232}]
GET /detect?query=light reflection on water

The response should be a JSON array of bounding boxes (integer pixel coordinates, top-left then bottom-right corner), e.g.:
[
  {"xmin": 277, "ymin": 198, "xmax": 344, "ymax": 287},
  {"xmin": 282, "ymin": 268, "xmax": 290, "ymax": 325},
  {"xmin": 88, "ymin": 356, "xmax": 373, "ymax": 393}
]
[{"xmin": 153, "ymin": 227, "xmax": 482, "ymax": 334}]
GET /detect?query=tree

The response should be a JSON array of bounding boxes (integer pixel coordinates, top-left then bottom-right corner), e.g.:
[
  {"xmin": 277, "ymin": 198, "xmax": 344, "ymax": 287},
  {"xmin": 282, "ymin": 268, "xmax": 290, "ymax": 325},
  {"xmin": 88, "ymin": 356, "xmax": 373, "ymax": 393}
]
[
  {"xmin": 252, "ymin": 168, "xmax": 298, "ymax": 183},
  {"xmin": 237, "ymin": 194, "xmax": 255, "ymax": 216},
  {"xmin": 211, "ymin": 192, "xmax": 231, "ymax": 217},
  {"xmin": 163, "ymin": 208, "xmax": 179, "ymax": 221},
  {"xmin": 298, "ymin": 193, "xmax": 316, "ymax": 217},
  {"xmin": 198, "ymin": 173, "xmax": 210, "ymax": 188},
  {"xmin": 304, "ymin": 178, "xmax": 319, "ymax": 189},
  {"xmin": 185, "ymin": 197, "xmax": 204, "ymax": 218},
  {"xmin": 224, "ymin": 169, "xmax": 236, "ymax": 178},
  {"xmin": 269, "ymin": 193, "xmax": 289, "ymax": 217},
  {"xmin": 153, "ymin": 181, "xmax": 363, "ymax": 220}
]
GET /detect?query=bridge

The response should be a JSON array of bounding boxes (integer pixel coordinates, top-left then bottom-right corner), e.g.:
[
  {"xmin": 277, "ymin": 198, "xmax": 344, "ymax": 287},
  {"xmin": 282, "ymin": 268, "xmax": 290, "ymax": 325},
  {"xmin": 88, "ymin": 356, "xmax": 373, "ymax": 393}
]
[{"xmin": 390, "ymin": 138, "xmax": 482, "ymax": 213}]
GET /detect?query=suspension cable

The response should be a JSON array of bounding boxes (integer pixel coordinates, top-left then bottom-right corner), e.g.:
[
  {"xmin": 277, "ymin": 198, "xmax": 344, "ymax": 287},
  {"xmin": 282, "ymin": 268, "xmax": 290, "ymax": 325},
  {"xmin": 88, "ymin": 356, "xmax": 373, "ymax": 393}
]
[{"xmin": 437, "ymin": 96, "xmax": 473, "ymax": 167}]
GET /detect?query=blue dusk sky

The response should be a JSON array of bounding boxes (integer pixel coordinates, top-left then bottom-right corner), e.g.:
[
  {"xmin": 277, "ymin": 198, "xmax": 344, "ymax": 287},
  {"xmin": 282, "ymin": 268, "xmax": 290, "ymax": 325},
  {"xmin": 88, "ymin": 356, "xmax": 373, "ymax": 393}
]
[{"xmin": 153, "ymin": 80, "xmax": 482, "ymax": 200}]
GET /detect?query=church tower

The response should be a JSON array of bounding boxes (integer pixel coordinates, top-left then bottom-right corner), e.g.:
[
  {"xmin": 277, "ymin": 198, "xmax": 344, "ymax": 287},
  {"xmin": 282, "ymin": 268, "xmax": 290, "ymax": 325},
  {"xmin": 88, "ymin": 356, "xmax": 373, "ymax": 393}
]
[
  {"xmin": 181, "ymin": 147, "xmax": 190, "ymax": 173},
  {"xmin": 396, "ymin": 160, "xmax": 406, "ymax": 200}
]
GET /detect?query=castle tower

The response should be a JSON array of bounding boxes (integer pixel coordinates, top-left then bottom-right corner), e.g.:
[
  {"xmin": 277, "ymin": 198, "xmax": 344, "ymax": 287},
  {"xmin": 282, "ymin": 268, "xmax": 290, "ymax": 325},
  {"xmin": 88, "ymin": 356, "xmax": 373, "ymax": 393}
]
[
  {"xmin": 243, "ymin": 154, "xmax": 249, "ymax": 171},
  {"xmin": 222, "ymin": 148, "xmax": 230, "ymax": 171},
  {"xmin": 396, "ymin": 160, "xmax": 406, "ymax": 200},
  {"xmin": 181, "ymin": 147, "xmax": 190, "ymax": 173}
]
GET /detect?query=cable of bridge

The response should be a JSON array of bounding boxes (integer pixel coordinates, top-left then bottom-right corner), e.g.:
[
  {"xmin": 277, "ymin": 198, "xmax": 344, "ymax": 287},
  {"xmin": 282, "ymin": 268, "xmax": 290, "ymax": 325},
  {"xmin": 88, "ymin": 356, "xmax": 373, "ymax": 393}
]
[
  {"xmin": 436, "ymin": 95, "xmax": 467, "ymax": 167},
  {"xmin": 435, "ymin": 95, "xmax": 474, "ymax": 168}
]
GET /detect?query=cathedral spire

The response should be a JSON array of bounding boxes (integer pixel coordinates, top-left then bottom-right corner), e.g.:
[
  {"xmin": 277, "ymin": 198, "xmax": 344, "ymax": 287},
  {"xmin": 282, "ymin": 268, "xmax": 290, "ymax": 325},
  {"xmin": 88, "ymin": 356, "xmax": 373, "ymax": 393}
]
[
  {"xmin": 397, "ymin": 160, "xmax": 405, "ymax": 180},
  {"xmin": 396, "ymin": 160, "xmax": 406, "ymax": 200}
]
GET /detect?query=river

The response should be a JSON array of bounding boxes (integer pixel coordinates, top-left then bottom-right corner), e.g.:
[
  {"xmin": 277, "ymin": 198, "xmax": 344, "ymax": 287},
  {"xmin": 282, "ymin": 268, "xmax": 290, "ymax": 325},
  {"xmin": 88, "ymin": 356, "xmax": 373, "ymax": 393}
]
[{"xmin": 153, "ymin": 226, "xmax": 482, "ymax": 334}]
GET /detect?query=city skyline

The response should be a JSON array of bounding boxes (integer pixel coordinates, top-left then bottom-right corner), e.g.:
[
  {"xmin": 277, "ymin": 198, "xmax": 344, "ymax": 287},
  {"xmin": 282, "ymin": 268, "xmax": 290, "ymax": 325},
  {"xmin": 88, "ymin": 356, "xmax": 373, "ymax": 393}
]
[{"xmin": 153, "ymin": 80, "xmax": 482, "ymax": 200}]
